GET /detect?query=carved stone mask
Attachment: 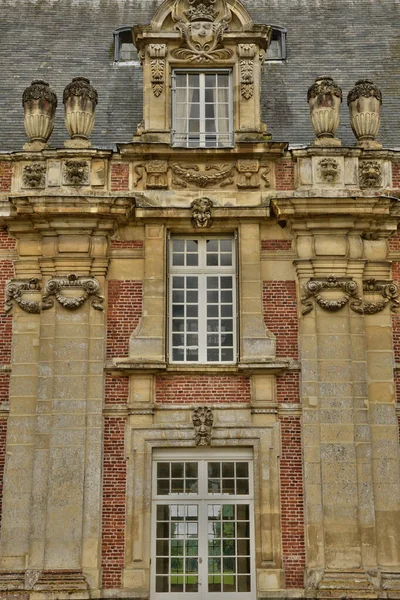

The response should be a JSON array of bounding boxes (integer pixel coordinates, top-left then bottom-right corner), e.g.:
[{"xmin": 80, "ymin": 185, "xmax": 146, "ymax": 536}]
[{"xmin": 190, "ymin": 21, "xmax": 214, "ymax": 47}]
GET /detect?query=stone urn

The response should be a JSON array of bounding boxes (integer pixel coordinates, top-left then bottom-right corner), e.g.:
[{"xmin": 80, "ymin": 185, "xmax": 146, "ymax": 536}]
[
  {"xmin": 307, "ymin": 76, "xmax": 342, "ymax": 146},
  {"xmin": 347, "ymin": 79, "xmax": 382, "ymax": 148},
  {"xmin": 22, "ymin": 80, "xmax": 57, "ymax": 150},
  {"xmin": 63, "ymin": 77, "xmax": 98, "ymax": 147}
]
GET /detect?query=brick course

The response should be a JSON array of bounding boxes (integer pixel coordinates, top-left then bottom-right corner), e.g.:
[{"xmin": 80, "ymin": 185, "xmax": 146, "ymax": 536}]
[
  {"xmin": 105, "ymin": 374, "xmax": 129, "ymax": 405},
  {"xmin": 275, "ymin": 160, "xmax": 295, "ymax": 191},
  {"xmin": 0, "ymin": 163, "xmax": 12, "ymax": 192},
  {"xmin": 0, "ymin": 261, "xmax": 14, "ymax": 366},
  {"xmin": 276, "ymin": 372, "xmax": 300, "ymax": 404},
  {"xmin": 107, "ymin": 281, "xmax": 143, "ymax": 359},
  {"xmin": 101, "ymin": 417, "xmax": 127, "ymax": 589},
  {"xmin": 110, "ymin": 163, "xmax": 129, "ymax": 191},
  {"xmin": 261, "ymin": 239, "xmax": 292, "ymax": 251},
  {"xmin": 392, "ymin": 163, "xmax": 400, "ymax": 189},
  {"xmin": 279, "ymin": 414, "xmax": 306, "ymax": 588},
  {"xmin": 155, "ymin": 375, "xmax": 251, "ymax": 403},
  {"xmin": 0, "ymin": 229, "xmax": 15, "ymax": 251},
  {"xmin": 263, "ymin": 281, "xmax": 299, "ymax": 359},
  {"xmin": 0, "ymin": 418, "xmax": 7, "ymax": 532},
  {"xmin": 110, "ymin": 240, "xmax": 143, "ymax": 250}
]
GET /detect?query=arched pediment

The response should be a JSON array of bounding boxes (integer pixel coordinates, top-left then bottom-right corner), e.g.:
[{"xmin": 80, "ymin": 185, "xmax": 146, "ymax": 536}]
[{"xmin": 150, "ymin": 0, "xmax": 253, "ymax": 32}]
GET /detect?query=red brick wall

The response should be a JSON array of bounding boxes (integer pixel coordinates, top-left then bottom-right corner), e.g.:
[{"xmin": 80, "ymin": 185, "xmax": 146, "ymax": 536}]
[
  {"xmin": 110, "ymin": 240, "xmax": 143, "ymax": 250},
  {"xmin": 107, "ymin": 281, "xmax": 143, "ymax": 359},
  {"xmin": 392, "ymin": 262, "xmax": 400, "ymax": 361},
  {"xmin": 110, "ymin": 163, "xmax": 129, "ymax": 191},
  {"xmin": 392, "ymin": 163, "xmax": 400, "ymax": 189},
  {"xmin": 279, "ymin": 414, "xmax": 306, "ymax": 588},
  {"xmin": 263, "ymin": 281, "xmax": 298, "ymax": 359},
  {"xmin": 155, "ymin": 375, "xmax": 251, "ymax": 403},
  {"xmin": 0, "ymin": 229, "xmax": 16, "ymax": 251},
  {"xmin": 105, "ymin": 374, "xmax": 129, "ymax": 405},
  {"xmin": 261, "ymin": 240, "xmax": 292, "ymax": 251},
  {"xmin": 276, "ymin": 372, "xmax": 300, "ymax": 404},
  {"xmin": 101, "ymin": 416, "xmax": 127, "ymax": 589},
  {"xmin": 275, "ymin": 160, "xmax": 295, "ymax": 191},
  {"xmin": 0, "ymin": 163, "xmax": 12, "ymax": 192},
  {"xmin": 0, "ymin": 418, "xmax": 7, "ymax": 529}
]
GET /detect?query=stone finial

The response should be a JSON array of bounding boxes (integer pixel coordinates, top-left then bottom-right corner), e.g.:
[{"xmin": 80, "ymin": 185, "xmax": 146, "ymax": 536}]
[
  {"xmin": 63, "ymin": 77, "xmax": 98, "ymax": 148},
  {"xmin": 22, "ymin": 80, "xmax": 57, "ymax": 151},
  {"xmin": 347, "ymin": 79, "xmax": 382, "ymax": 148},
  {"xmin": 307, "ymin": 76, "xmax": 342, "ymax": 146},
  {"xmin": 192, "ymin": 406, "xmax": 214, "ymax": 446}
]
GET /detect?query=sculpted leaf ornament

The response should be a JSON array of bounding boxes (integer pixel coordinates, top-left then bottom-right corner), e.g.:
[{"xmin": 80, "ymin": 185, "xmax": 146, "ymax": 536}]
[
  {"xmin": 42, "ymin": 274, "xmax": 104, "ymax": 311},
  {"xmin": 301, "ymin": 276, "xmax": 361, "ymax": 315}
]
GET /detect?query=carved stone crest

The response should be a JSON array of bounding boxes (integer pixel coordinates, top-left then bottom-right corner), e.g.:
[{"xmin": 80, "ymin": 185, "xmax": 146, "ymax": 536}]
[
  {"xmin": 171, "ymin": 0, "xmax": 233, "ymax": 63},
  {"xmin": 63, "ymin": 160, "xmax": 89, "ymax": 186},
  {"xmin": 191, "ymin": 197, "xmax": 213, "ymax": 227},
  {"xmin": 238, "ymin": 44, "xmax": 256, "ymax": 99},
  {"xmin": 42, "ymin": 274, "xmax": 104, "ymax": 311},
  {"xmin": 236, "ymin": 159, "xmax": 259, "ymax": 188},
  {"xmin": 192, "ymin": 406, "xmax": 214, "ymax": 445},
  {"xmin": 148, "ymin": 44, "xmax": 166, "ymax": 97},
  {"xmin": 171, "ymin": 163, "xmax": 234, "ymax": 188},
  {"xmin": 317, "ymin": 158, "xmax": 341, "ymax": 183},
  {"xmin": 302, "ymin": 276, "xmax": 361, "ymax": 315},
  {"xmin": 5, "ymin": 278, "xmax": 42, "ymax": 314},
  {"xmin": 22, "ymin": 163, "xmax": 46, "ymax": 189},
  {"xmin": 359, "ymin": 160, "xmax": 382, "ymax": 188}
]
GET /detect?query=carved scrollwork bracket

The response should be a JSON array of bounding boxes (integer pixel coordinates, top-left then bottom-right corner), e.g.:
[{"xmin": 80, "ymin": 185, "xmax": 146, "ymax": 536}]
[
  {"xmin": 350, "ymin": 279, "xmax": 399, "ymax": 315},
  {"xmin": 192, "ymin": 405, "xmax": 214, "ymax": 446},
  {"xmin": 148, "ymin": 44, "xmax": 166, "ymax": 97},
  {"xmin": 5, "ymin": 278, "xmax": 42, "ymax": 314},
  {"xmin": 42, "ymin": 274, "xmax": 104, "ymax": 311},
  {"xmin": 301, "ymin": 276, "xmax": 361, "ymax": 315}
]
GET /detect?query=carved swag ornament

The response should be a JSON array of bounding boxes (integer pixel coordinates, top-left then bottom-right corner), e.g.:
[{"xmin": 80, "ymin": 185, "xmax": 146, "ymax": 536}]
[
  {"xmin": 5, "ymin": 278, "xmax": 42, "ymax": 314},
  {"xmin": 351, "ymin": 279, "xmax": 399, "ymax": 315},
  {"xmin": 172, "ymin": 163, "xmax": 234, "ymax": 187},
  {"xmin": 191, "ymin": 197, "xmax": 213, "ymax": 227},
  {"xmin": 42, "ymin": 274, "xmax": 104, "ymax": 311},
  {"xmin": 171, "ymin": 0, "xmax": 233, "ymax": 63},
  {"xmin": 63, "ymin": 160, "xmax": 89, "ymax": 186},
  {"xmin": 22, "ymin": 163, "xmax": 46, "ymax": 188},
  {"xmin": 192, "ymin": 406, "xmax": 214, "ymax": 445}
]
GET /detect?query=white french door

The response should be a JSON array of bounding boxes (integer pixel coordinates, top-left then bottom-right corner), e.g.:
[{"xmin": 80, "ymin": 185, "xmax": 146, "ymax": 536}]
[{"xmin": 151, "ymin": 449, "xmax": 255, "ymax": 600}]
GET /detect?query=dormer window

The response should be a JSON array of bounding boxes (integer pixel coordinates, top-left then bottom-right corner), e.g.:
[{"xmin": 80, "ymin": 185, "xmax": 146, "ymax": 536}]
[
  {"xmin": 266, "ymin": 26, "xmax": 287, "ymax": 61},
  {"xmin": 113, "ymin": 27, "xmax": 138, "ymax": 63},
  {"xmin": 172, "ymin": 69, "xmax": 233, "ymax": 148}
]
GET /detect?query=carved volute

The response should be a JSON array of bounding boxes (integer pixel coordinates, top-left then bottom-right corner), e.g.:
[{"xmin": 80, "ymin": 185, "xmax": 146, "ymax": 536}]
[{"xmin": 133, "ymin": 0, "xmax": 272, "ymax": 144}]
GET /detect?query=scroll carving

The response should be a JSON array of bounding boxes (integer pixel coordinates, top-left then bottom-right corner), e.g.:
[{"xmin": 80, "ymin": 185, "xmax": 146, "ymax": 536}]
[
  {"xmin": 148, "ymin": 44, "xmax": 166, "ymax": 97},
  {"xmin": 5, "ymin": 278, "xmax": 42, "ymax": 314},
  {"xmin": 63, "ymin": 160, "xmax": 89, "ymax": 186},
  {"xmin": 22, "ymin": 163, "xmax": 46, "ymax": 188},
  {"xmin": 171, "ymin": 0, "xmax": 233, "ymax": 63},
  {"xmin": 359, "ymin": 160, "xmax": 382, "ymax": 188},
  {"xmin": 238, "ymin": 44, "xmax": 256, "ymax": 99},
  {"xmin": 191, "ymin": 197, "xmax": 213, "ymax": 228},
  {"xmin": 350, "ymin": 279, "xmax": 399, "ymax": 314},
  {"xmin": 301, "ymin": 276, "xmax": 361, "ymax": 315},
  {"xmin": 42, "ymin": 274, "xmax": 104, "ymax": 311},
  {"xmin": 171, "ymin": 163, "xmax": 234, "ymax": 187},
  {"xmin": 317, "ymin": 157, "xmax": 341, "ymax": 183},
  {"xmin": 192, "ymin": 405, "xmax": 214, "ymax": 446}
]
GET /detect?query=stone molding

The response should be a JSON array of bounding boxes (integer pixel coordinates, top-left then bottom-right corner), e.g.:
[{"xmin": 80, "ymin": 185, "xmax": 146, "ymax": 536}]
[{"xmin": 42, "ymin": 273, "xmax": 104, "ymax": 311}]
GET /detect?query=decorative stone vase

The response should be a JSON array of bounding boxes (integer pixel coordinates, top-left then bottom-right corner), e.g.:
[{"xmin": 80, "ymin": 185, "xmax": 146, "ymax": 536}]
[
  {"xmin": 307, "ymin": 76, "xmax": 342, "ymax": 146},
  {"xmin": 63, "ymin": 77, "xmax": 98, "ymax": 147},
  {"xmin": 347, "ymin": 79, "xmax": 382, "ymax": 148},
  {"xmin": 22, "ymin": 80, "xmax": 57, "ymax": 150}
]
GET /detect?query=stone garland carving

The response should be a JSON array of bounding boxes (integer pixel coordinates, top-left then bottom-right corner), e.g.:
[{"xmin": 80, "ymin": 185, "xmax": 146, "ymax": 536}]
[
  {"xmin": 350, "ymin": 279, "xmax": 399, "ymax": 315},
  {"xmin": 148, "ymin": 44, "xmax": 166, "ymax": 97},
  {"xmin": 22, "ymin": 163, "xmax": 46, "ymax": 188},
  {"xmin": 42, "ymin": 274, "xmax": 104, "ymax": 311},
  {"xmin": 301, "ymin": 276, "xmax": 361, "ymax": 315},
  {"xmin": 317, "ymin": 157, "xmax": 341, "ymax": 183},
  {"xmin": 171, "ymin": 0, "xmax": 233, "ymax": 63},
  {"xmin": 171, "ymin": 163, "xmax": 234, "ymax": 187},
  {"xmin": 5, "ymin": 278, "xmax": 42, "ymax": 314},
  {"xmin": 347, "ymin": 79, "xmax": 382, "ymax": 105},
  {"xmin": 359, "ymin": 160, "xmax": 382, "ymax": 188},
  {"xmin": 192, "ymin": 405, "xmax": 214, "ymax": 446},
  {"xmin": 238, "ymin": 44, "xmax": 256, "ymax": 99},
  {"xmin": 191, "ymin": 197, "xmax": 213, "ymax": 227},
  {"xmin": 63, "ymin": 160, "xmax": 89, "ymax": 186},
  {"xmin": 236, "ymin": 159, "xmax": 259, "ymax": 188}
]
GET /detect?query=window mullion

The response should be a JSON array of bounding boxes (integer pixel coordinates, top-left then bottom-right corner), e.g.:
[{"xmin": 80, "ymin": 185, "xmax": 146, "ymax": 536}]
[{"xmin": 200, "ymin": 73, "xmax": 205, "ymax": 148}]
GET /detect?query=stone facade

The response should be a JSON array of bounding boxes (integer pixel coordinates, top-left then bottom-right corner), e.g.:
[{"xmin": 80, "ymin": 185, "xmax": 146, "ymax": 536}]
[{"xmin": 0, "ymin": 0, "xmax": 399, "ymax": 599}]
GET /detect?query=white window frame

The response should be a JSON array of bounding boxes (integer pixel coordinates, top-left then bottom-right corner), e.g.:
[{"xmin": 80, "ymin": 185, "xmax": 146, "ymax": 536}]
[
  {"xmin": 151, "ymin": 447, "xmax": 256, "ymax": 600},
  {"xmin": 168, "ymin": 235, "xmax": 237, "ymax": 365},
  {"xmin": 266, "ymin": 26, "xmax": 287, "ymax": 61},
  {"xmin": 171, "ymin": 69, "xmax": 234, "ymax": 148}
]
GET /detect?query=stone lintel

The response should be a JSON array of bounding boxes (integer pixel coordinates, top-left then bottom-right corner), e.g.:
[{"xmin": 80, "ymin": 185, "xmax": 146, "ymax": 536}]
[{"xmin": 117, "ymin": 141, "xmax": 288, "ymax": 158}]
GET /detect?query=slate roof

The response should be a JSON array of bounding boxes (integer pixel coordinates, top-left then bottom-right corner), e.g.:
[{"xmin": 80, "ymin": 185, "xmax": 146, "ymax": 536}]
[{"xmin": 0, "ymin": 0, "xmax": 399, "ymax": 151}]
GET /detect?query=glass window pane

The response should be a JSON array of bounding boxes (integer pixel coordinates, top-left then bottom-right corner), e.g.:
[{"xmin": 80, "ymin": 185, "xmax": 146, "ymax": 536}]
[
  {"xmin": 157, "ymin": 505, "xmax": 169, "ymax": 520},
  {"xmin": 221, "ymin": 348, "xmax": 234, "ymax": 362},
  {"xmin": 156, "ymin": 539, "xmax": 169, "ymax": 556},
  {"xmin": 157, "ymin": 479, "xmax": 170, "ymax": 495},
  {"xmin": 222, "ymin": 463, "xmax": 234, "ymax": 477},
  {"xmin": 205, "ymin": 74, "xmax": 216, "ymax": 87},
  {"xmin": 156, "ymin": 576, "xmax": 168, "ymax": 592},
  {"xmin": 189, "ymin": 74, "xmax": 199, "ymax": 87}
]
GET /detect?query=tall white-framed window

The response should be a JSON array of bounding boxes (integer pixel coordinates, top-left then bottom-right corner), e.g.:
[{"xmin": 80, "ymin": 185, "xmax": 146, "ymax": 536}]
[
  {"xmin": 151, "ymin": 448, "xmax": 255, "ymax": 600},
  {"xmin": 172, "ymin": 70, "xmax": 233, "ymax": 148},
  {"xmin": 168, "ymin": 236, "xmax": 237, "ymax": 364}
]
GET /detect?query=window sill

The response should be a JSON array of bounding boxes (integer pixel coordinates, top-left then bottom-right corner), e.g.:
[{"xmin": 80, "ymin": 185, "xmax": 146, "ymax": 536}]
[{"xmin": 105, "ymin": 359, "xmax": 295, "ymax": 375}]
